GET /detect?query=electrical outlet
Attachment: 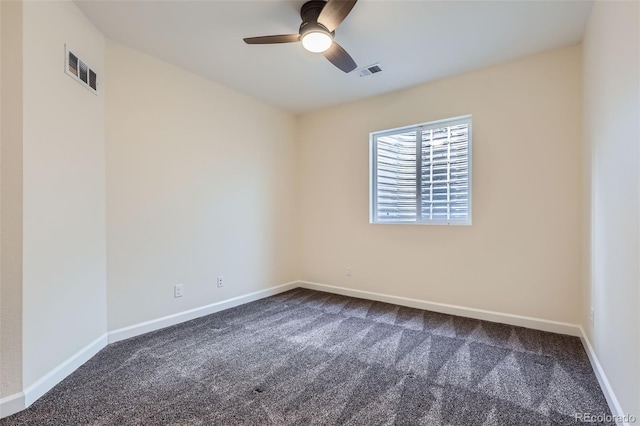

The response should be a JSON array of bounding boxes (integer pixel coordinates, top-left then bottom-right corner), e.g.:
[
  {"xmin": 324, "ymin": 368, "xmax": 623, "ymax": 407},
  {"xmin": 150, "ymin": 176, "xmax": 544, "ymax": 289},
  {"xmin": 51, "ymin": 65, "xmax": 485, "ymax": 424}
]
[
  {"xmin": 174, "ymin": 283, "xmax": 184, "ymax": 298},
  {"xmin": 217, "ymin": 276, "xmax": 224, "ymax": 288},
  {"xmin": 346, "ymin": 266, "xmax": 352, "ymax": 276},
  {"xmin": 590, "ymin": 307, "xmax": 594, "ymax": 327}
]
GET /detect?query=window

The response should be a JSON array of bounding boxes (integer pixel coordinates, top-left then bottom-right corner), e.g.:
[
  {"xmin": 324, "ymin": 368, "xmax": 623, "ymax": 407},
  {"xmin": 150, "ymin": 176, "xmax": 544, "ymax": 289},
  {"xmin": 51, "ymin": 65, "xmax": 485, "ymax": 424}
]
[{"xmin": 370, "ymin": 115, "xmax": 472, "ymax": 225}]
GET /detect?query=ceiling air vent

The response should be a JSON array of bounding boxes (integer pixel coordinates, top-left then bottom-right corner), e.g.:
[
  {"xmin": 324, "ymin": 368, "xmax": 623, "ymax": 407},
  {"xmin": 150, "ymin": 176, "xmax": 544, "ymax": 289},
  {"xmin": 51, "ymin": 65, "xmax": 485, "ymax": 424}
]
[
  {"xmin": 357, "ymin": 63, "xmax": 383, "ymax": 77},
  {"xmin": 65, "ymin": 45, "xmax": 98, "ymax": 94}
]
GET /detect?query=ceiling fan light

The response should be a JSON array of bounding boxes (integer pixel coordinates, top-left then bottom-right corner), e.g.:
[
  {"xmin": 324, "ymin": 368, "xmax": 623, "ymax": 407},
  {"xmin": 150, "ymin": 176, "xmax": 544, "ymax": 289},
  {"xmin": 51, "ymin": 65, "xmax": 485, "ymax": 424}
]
[{"xmin": 301, "ymin": 31, "xmax": 333, "ymax": 53}]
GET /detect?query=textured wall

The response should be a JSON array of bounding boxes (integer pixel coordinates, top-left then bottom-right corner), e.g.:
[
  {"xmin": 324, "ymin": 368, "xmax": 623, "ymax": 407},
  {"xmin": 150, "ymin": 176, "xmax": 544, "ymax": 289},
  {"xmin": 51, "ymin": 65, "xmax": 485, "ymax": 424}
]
[
  {"xmin": 0, "ymin": 0, "xmax": 23, "ymax": 400},
  {"xmin": 582, "ymin": 0, "xmax": 640, "ymax": 419},
  {"xmin": 105, "ymin": 42, "xmax": 298, "ymax": 331},
  {"xmin": 297, "ymin": 46, "xmax": 583, "ymax": 324},
  {"xmin": 21, "ymin": 0, "xmax": 107, "ymax": 389}
]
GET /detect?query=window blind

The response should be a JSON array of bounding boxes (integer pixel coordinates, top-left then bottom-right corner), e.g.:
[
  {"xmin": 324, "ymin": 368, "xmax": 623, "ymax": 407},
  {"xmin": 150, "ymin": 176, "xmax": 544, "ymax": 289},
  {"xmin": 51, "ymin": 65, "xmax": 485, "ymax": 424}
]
[
  {"xmin": 376, "ymin": 130, "xmax": 417, "ymax": 222},
  {"xmin": 371, "ymin": 116, "xmax": 472, "ymax": 225}
]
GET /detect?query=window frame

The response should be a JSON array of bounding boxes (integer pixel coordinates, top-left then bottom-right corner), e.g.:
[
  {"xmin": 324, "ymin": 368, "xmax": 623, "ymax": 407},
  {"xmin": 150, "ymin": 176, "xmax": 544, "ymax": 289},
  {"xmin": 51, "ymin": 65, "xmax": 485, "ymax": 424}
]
[{"xmin": 369, "ymin": 115, "xmax": 473, "ymax": 226}]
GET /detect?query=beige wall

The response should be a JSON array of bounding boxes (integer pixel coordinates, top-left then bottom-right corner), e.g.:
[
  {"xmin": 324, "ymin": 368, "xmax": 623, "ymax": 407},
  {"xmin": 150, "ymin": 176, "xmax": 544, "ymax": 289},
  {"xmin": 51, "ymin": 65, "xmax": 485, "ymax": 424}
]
[
  {"xmin": 583, "ymin": 0, "xmax": 639, "ymax": 418},
  {"xmin": 2, "ymin": 1, "xmax": 637, "ymax": 419},
  {"xmin": 21, "ymin": 1, "xmax": 107, "ymax": 388},
  {"xmin": 105, "ymin": 42, "xmax": 298, "ymax": 331},
  {"xmin": 0, "ymin": 0, "xmax": 23, "ymax": 400},
  {"xmin": 297, "ymin": 46, "xmax": 583, "ymax": 324}
]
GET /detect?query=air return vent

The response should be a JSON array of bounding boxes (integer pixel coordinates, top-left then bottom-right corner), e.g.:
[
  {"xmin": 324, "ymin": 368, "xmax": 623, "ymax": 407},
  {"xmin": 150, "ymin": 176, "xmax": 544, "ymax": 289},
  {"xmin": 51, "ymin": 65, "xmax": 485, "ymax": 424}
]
[
  {"xmin": 357, "ymin": 63, "xmax": 383, "ymax": 77},
  {"xmin": 65, "ymin": 45, "xmax": 98, "ymax": 94}
]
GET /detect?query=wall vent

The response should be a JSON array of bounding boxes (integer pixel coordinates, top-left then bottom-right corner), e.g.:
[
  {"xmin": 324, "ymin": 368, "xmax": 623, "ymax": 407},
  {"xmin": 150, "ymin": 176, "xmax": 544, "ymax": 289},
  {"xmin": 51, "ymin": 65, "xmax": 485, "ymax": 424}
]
[
  {"xmin": 357, "ymin": 63, "xmax": 383, "ymax": 77},
  {"xmin": 65, "ymin": 45, "xmax": 98, "ymax": 94}
]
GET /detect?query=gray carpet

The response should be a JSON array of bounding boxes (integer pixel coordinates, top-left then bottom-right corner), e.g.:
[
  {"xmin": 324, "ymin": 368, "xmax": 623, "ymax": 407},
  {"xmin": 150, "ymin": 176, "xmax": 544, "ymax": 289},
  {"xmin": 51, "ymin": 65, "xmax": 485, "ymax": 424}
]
[{"xmin": 1, "ymin": 288, "xmax": 613, "ymax": 425}]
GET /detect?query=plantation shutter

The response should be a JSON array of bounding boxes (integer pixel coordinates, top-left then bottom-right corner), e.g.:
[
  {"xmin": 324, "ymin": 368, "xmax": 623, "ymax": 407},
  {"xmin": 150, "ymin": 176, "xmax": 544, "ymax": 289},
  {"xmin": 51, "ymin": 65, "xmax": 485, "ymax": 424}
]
[
  {"xmin": 420, "ymin": 122, "xmax": 470, "ymax": 222},
  {"xmin": 374, "ymin": 130, "xmax": 417, "ymax": 222},
  {"xmin": 371, "ymin": 116, "xmax": 471, "ymax": 225}
]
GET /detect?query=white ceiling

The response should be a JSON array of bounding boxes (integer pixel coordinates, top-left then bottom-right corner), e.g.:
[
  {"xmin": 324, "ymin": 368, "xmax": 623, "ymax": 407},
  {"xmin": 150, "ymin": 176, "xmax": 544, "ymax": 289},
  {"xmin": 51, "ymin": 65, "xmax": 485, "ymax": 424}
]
[{"xmin": 75, "ymin": 0, "xmax": 593, "ymax": 114}]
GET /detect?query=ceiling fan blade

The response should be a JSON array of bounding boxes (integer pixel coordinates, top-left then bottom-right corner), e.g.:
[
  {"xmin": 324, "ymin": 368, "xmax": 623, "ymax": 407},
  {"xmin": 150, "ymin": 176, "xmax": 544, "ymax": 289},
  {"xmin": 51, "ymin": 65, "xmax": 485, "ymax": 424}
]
[
  {"xmin": 243, "ymin": 34, "xmax": 300, "ymax": 44},
  {"xmin": 317, "ymin": 0, "xmax": 358, "ymax": 32},
  {"xmin": 323, "ymin": 42, "xmax": 357, "ymax": 73}
]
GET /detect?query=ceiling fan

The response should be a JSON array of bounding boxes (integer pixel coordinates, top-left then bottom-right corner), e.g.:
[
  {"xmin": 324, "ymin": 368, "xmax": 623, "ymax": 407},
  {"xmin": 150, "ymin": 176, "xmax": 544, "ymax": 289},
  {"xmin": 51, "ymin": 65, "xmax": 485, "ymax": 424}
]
[{"xmin": 243, "ymin": 0, "xmax": 358, "ymax": 73}]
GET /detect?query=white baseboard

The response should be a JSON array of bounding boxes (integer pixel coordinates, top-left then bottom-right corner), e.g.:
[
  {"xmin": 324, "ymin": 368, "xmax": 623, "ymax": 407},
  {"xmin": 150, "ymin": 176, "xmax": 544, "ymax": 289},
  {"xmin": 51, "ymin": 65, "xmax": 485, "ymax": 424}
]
[
  {"xmin": 1, "ymin": 281, "xmax": 298, "ymax": 419},
  {"xmin": 299, "ymin": 281, "xmax": 632, "ymax": 422},
  {"xmin": 579, "ymin": 327, "xmax": 630, "ymax": 426},
  {"xmin": 4, "ymin": 281, "xmax": 625, "ymax": 425},
  {"xmin": 297, "ymin": 281, "xmax": 582, "ymax": 336},
  {"xmin": 108, "ymin": 281, "xmax": 298, "ymax": 344},
  {"xmin": 0, "ymin": 392, "xmax": 25, "ymax": 419},
  {"xmin": 23, "ymin": 333, "xmax": 108, "ymax": 407},
  {"xmin": 1, "ymin": 333, "xmax": 108, "ymax": 419}
]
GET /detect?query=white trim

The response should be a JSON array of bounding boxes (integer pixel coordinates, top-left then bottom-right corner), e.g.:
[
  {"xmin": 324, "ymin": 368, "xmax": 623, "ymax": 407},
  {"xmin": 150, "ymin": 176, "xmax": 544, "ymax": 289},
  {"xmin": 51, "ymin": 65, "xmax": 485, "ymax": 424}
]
[
  {"xmin": 297, "ymin": 280, "xmax": 581, "ymax": 336},
  {"xmin": 578, "ymin": 327, "xmax": 630, "ymax": 426},
  {"xmin": 370, "ymin": 114, "xmax": 473, "ymax": 137},
  {"xmin": 1, "ymin": 282, "xmax": 625, "ymax": 423},
  {"xmin": 108, "ymin": 281, "xmax": 299, "ymax": 344},
  {"xmin": 0, "ymin": 392, "xmax": 25, "ymax": 419},
  {"xmin": 23, "ymin": 333, "xmax": 108, "ymax": 408},
  {"xmin": 2, "ymin": 333, "xmax": 108, "ymax": 419},
  {"xmin": 1, "ymin": 282, "xmax": 298, "ymax": 419},
  {"xmin": 370, "ymin": 115, "xmax": 472, "ymax": 226},
  {"xmin": 300, "ymin": 281, "xmax": 628, "ymax": 422}
]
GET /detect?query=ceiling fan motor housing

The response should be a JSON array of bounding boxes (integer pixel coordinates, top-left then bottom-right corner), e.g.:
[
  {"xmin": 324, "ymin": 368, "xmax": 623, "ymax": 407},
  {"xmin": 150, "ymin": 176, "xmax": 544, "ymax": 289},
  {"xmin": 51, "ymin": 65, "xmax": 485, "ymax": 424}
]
[
  {"xmin": 299, "ymin": 21, "xmax": 333, "ymax": 38},
  {"xmin": 300, "ymin": 0, "xmax": 328, "ymax": 23},
  {"xmin": 300, "ymin": 1, "xmax": 333, "ymax": 37}
]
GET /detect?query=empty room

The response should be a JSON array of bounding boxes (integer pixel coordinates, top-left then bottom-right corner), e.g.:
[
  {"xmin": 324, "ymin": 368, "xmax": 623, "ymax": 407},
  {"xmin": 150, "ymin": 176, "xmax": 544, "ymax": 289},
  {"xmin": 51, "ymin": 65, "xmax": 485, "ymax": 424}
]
[{"xmin": 0, "ymin": 0, "xmax": 638, "ymax": 424}]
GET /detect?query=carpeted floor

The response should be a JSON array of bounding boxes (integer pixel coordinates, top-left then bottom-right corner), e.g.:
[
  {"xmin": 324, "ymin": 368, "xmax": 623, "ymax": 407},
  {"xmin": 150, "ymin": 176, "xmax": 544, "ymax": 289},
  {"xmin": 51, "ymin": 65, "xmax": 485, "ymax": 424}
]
[{"xmin": 1, "ymin": 288, "xmax": 613, "ymax": 425}]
